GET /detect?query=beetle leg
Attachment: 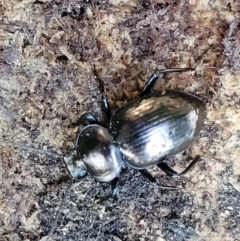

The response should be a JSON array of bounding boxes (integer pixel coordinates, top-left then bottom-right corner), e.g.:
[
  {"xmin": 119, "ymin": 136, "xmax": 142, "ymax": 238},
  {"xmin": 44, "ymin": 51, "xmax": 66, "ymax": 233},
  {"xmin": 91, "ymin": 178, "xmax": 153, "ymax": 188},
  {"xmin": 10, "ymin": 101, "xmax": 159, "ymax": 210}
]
[
  {"xmin": 139, "ymin": 169, "xmax": 156, "ymax": 183},
  {"xmin": 157, "ymin": 155, "xmax": 201, "ymax": 177},
  {"xmin": 140, "ymin": 72, "xmax": 159, "ymax": 97},
  {"xmin": 140, "ymin": 68, "xmax": 194, "ymax": 96},
  {"xmin": 157, "ymin": 162, "xmax": 179, "ymax": 177},
  {"xmin": 72, "ymin": 113, "xmax": 99, "ymax": 127},
  {"xmin": 139, "ymin": 169, "xmax": 181, "ymax": 190},
  {"xmin": 95, "ymin": 177, "xmax": 119, "ymax": 204}
]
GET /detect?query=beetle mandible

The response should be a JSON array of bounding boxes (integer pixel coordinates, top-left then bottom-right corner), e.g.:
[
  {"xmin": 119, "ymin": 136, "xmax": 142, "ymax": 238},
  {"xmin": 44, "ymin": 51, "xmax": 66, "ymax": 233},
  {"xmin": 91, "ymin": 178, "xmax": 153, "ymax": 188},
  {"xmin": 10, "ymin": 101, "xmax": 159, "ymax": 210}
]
[{"xmin": 64, "ymin": 67, "xmax": 206, "ymax": 202}]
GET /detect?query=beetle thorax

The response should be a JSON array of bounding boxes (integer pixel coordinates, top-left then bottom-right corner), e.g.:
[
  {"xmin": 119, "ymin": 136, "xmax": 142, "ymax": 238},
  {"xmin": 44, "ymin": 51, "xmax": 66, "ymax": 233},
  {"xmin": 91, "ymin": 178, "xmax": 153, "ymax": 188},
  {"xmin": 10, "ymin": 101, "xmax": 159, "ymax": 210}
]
[{"xmin": 76, "ymin": 125, "xmax": 123, "ymax": 182}]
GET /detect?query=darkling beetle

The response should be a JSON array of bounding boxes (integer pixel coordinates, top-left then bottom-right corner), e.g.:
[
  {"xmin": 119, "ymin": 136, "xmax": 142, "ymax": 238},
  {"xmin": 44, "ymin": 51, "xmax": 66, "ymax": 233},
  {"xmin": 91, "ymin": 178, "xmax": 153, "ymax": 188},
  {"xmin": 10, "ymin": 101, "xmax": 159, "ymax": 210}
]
[{"xmin": 64, "ymin": 67, "xmax": 206, "ymax": 202}]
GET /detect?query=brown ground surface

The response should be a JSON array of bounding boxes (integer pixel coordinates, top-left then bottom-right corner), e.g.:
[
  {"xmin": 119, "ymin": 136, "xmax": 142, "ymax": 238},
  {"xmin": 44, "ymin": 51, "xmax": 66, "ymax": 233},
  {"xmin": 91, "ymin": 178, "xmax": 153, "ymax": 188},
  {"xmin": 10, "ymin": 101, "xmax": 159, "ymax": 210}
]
[{"xmin": 1, "ymin": 0, "xmax": 240, "ymax": 241}]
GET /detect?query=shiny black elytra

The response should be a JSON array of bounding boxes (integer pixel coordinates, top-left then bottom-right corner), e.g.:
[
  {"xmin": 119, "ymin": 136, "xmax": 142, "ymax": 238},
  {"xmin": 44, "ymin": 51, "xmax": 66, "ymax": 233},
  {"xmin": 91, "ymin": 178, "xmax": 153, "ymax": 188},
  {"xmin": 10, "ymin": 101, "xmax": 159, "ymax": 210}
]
[{"xmin": 64, "ymin": 68, "xmax": 206, "ymax": 202}]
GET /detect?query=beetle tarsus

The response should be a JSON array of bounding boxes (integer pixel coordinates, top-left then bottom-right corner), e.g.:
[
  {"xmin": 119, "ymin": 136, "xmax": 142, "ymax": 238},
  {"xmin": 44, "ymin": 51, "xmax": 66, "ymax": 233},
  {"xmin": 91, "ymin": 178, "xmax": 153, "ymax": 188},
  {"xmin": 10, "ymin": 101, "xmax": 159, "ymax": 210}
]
[
  {"xmin": 157, "ymin": 155, "xmax": 201, "ymax": 177},
  {"xmin": 155, "ymin": 184, "xmax": 183, "ymax": 190},
  {"xmin": 156, "ymin": 68, "xmax": 194, "ymax": 76},
  {"xmin": 140, "ymin": 169, "xmax": 182, "ymax": 190}
]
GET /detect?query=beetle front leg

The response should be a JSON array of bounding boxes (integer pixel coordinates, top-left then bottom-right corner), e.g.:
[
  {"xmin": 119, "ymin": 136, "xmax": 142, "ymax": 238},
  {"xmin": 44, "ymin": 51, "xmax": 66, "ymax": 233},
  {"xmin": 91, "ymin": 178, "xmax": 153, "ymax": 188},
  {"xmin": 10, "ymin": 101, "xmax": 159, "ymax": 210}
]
[
  {"xmin": 157, "ymin": 155, "xmax": 201, "ymax": 177},
  {"xmin": 140, "ymin": 68, "xmax": 194, "ymax": 96},
  {"xmin": 95, "ymin": 177, "xmax": 119, "ymax": 204}
]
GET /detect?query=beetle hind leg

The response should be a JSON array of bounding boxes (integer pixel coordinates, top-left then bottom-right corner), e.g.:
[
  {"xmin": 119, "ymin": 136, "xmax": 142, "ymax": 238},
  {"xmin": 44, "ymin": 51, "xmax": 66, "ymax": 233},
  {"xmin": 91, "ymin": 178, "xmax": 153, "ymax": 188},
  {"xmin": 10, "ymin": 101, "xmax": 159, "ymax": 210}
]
[
  {"xmin": 139, "ymin": 169, "xmax": 157, "ymax": 184},
  {"xmin": 157, "ymin": 155, "xmax": 201, "ymax": 177},
  {"xmin": 139, "ymin": 169, "xmax": 181, "ymax": 190},
  {"xmin": 140, "ymin": 68, "xmax": 194, "ymax": 96}
]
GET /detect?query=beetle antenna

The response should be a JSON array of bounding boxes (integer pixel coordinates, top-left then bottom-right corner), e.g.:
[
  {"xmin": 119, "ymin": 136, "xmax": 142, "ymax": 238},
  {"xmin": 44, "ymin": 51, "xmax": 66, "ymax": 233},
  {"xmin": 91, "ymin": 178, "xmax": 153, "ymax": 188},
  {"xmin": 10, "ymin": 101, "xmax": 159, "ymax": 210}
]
[{"xmin": 92, "ymin": 64, "xmax": 111, "ymax": 122}]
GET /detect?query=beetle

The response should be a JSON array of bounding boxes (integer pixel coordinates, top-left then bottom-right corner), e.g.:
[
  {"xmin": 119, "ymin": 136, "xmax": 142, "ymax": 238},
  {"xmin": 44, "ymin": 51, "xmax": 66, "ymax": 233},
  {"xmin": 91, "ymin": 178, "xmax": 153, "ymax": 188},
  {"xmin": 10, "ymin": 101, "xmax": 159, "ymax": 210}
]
[{"xmin": 64, "ymin": 67, "xmax": 206, "ymax": 202}]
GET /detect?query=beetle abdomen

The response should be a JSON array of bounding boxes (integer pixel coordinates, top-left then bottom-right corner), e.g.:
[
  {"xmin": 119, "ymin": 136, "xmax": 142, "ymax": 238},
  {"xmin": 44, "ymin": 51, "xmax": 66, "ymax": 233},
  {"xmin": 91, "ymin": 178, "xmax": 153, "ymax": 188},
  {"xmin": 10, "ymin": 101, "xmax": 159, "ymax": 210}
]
[{"xmin": 110, "ymin": 91, "xmax": 206, "ymax": 169}]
